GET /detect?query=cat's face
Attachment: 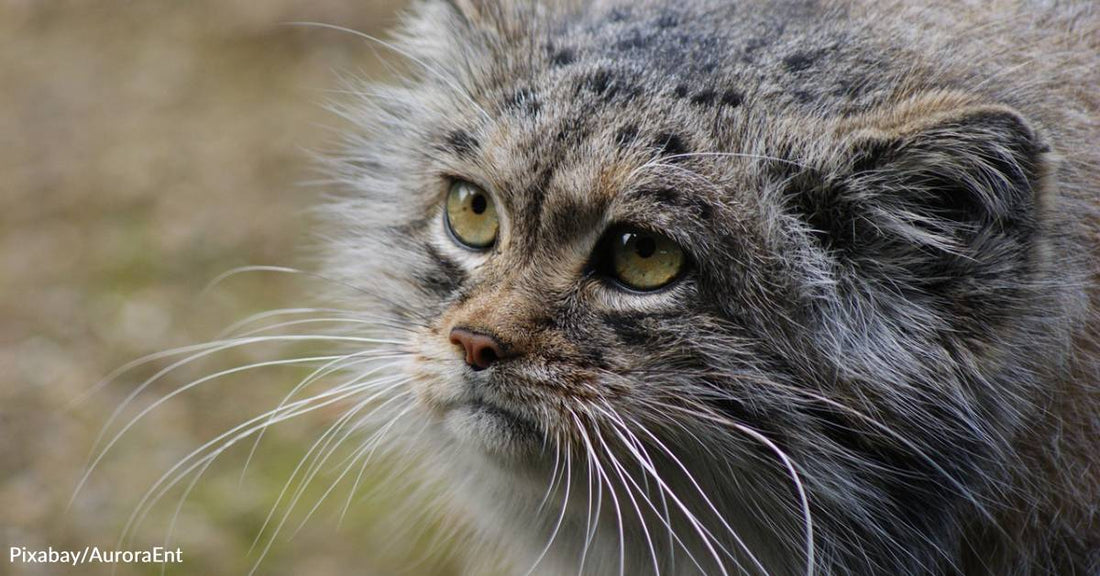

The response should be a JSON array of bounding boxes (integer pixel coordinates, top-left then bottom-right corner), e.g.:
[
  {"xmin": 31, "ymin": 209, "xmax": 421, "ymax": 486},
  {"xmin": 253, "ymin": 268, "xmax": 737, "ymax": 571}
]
[
  {"xmin": 320, "ymin": 0, "xmax": 1059, "ymax": 571},
  {"xmin": 351, "ymin": 31, "xmax": 779, "ymax": 466}
]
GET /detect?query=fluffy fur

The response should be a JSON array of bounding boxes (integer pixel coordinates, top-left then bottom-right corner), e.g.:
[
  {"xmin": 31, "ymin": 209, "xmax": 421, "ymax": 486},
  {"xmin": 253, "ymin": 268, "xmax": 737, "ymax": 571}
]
[{"xmin": 316, "ymin": 1, "xmax": 1100, "ymax": 574}]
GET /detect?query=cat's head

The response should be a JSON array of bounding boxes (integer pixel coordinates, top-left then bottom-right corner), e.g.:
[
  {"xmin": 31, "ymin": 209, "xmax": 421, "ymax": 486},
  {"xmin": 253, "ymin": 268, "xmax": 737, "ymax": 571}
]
[{"xmin": 319, "ymin": 0, "xmax": 1067, "ymax": 570}]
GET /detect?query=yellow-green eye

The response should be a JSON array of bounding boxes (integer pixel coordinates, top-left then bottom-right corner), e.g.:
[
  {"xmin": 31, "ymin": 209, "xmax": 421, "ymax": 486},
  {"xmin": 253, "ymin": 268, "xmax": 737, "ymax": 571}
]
[
  {"xmin": 602, "ymin": 226, "xmax": 686, "ymax": 291},
  {"xmin": 445, "ymin": 180, "xmax": 499, "ymax": 249}
]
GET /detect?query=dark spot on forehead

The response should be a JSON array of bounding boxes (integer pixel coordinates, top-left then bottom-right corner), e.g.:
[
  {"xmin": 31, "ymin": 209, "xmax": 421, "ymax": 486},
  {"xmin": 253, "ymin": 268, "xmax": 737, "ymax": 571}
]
[
  {"xmin": 673, "ymin": 84, "xmax": 689, "ymax": 98},
  {"xmin": 608, "ymin": 7, "xmax": 630, "ymax": 22},
  {"xmin": 504, "ymin": 87, "xmax": 541, "ymax": 116},
  {"xmin": 783, "ymin": 51, "xmax": 816, "ymax": 72},
  {"xmin": 518, "ymin": 166, "xmax": 554, "ymax": 241},
  {"xmin": 644, "ymin": 187, "xmax": 714, "ymax": 220},
  {"xmin": 690, "ymin": 89, "xmax": 718, "ymax": 106},
  {"xmin": 616, "ymin": 29, "xmax": 651, "ymax": 50},
  {"xmin": 792, "ymin": 89, "xmax": 818, "ymax": 104},
  {"xmin": 655, "ymin": 132, "xmax": 690, "ymax": 158},
  {"xmin": 655, "ymin": 12, "xmax": 679, "ymax": 28},
  {"xmin": 551, "ymin": 48, "xmax": 576, "ymax": 66},
  {"xmin": 615, "ymin": 125, "xmax": 639, "ymax": 147},
  {"xmin": 647, "ymin": 187, "xmax": 680, "ymax": 206},
  {"xmin": 578, "ymin": 69, "xmax": 640, "ymax": 102},
  {"xmin": 720, "ymin": 89, "xmax": 744, "ymax": 107},
  {"xmin": 544, "ymin": 197, "xmax": 602, "ymax": 243},
  {"xmin": 444, "ymin": 129, "xmax": 478, "ymax": 157}
]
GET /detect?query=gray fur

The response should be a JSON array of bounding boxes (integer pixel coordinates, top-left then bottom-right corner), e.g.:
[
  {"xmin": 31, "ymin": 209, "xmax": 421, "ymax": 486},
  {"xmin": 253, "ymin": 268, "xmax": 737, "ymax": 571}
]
[{"xmin": 317, "ymin": 1, "xmax": 1100, "ymax": 574}]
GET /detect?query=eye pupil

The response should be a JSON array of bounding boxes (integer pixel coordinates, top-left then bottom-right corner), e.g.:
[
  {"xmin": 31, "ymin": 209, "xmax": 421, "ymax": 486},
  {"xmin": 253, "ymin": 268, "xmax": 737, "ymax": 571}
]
[
  {"xmin": 471, "ymin": 194, "xmax": 487, "ymax": 215},
  {"xmin": 446, "ymin": 181, "xmax": 499, "ymax": 249},
  {"xmin": 601, "ymin": 226, "xmax": 686, "ymax": 291}
]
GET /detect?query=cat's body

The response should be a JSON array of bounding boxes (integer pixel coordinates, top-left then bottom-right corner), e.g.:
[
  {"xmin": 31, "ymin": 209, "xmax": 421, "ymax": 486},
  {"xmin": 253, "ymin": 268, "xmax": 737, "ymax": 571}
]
[{"xmin": 319, "ymin": 0, "xmax": 1100, "ymax": 574}]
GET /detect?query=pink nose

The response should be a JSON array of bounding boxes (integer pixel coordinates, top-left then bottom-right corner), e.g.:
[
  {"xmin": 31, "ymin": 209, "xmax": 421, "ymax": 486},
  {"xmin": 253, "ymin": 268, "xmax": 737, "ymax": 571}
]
[{"xmin": 449, "ymin": 328, "xmax": 509, "ymax": 370}]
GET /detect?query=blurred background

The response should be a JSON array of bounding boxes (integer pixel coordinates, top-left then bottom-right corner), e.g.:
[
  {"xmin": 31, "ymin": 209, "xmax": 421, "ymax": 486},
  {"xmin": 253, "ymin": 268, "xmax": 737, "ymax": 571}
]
[{"xmin": 0, "ymin": 1, "xmax": 480, "ymax": 574}]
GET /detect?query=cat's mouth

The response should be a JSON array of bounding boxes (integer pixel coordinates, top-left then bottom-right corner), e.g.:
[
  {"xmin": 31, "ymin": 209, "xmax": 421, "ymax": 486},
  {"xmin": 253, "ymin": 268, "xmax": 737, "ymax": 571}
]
[{"xmin": 440, "ymin": 396, "xmax": 543, "ymax": 457}]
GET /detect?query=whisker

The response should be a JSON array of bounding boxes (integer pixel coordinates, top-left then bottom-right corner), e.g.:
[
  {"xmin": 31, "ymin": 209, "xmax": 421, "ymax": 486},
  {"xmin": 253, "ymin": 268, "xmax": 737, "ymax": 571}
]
[
  {"xmin": 535, "ymin": 434, "xmax": 564, "ymax": 516},
  {"xmin": 90, "ymin": 333, "xmax": 406, "ymax": 448},
  {"xmin": 74, "ymin": 352, "xmax": 383, "ymax": 509},
  {"xmin": 217, "ymin": 307, "xmax": 362, "ymax": 338},
  {"xmin": 594, "ymin": 405, "xmax": 732, "ymax": 576},
  {"xmin": 246, "ymin": 376, "xmax": 411, "ymax": 557},
  {"xmin": 521, "ymin": 441, "xmax": 572, "ymax": 576},
  {"xmin": 337, "ymin": 401, "xmax": 419, "ymax": 526},
  {"xmin": 650, "ymin": 401, "xmax": 815, "ymax": 576},
  {"xmin": 200, "ymin": 265, "xmax": 430, "ymax": 323},
  {"xmin": 571, "ymin": 411, "xmax": 627, "ymax": 576},
  {"xmin": 287, "ymin": 398, "xmax": 417, "ymax": 541},
  {"xmin": 590, "ymin": 417, "xmax": 663, "ymax": 576},
  {"xmin": 228, "ymin": 316, "xmax": 420, "ymax": 339},
  {"xmin": 624, "ymin": 412, "xmax": 769, "ymax": 576},
  {"xmin": 576, "ymin": 428, "xmax": 603, "ymax": 576},
  {"xmin": 119, "ymin": 374, "xmax": 406, "ymax": 549},
  {"xmin": 240, "ymin": 352, "xmax": 408, "ymax": 484}
]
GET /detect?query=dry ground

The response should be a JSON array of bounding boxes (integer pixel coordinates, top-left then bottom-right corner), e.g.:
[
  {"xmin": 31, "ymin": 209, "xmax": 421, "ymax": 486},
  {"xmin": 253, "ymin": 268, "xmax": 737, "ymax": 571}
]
[{"xmin": 0, "ymin": 1, "xmax": 476, "ymax": 574}]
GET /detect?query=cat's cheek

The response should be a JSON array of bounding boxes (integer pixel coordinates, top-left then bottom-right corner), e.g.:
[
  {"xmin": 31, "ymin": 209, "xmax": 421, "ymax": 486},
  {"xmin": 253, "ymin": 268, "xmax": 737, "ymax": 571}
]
[
  {"xmin": 406, "ymin": 364, "xmax": 465, "ymax": 414},
  {"xmin": 403, "ymin": 333, "xmax": 470, "ymax": 415}
]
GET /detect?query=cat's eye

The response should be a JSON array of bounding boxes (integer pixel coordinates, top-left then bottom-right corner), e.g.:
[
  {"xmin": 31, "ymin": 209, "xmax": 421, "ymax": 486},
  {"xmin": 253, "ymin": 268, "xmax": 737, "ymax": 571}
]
[
  {"xmin": 598, "ymin": 226, "xmax": 686, "ymax": 291},
  {"xmin": 445, "ymin": 180, "xmax": 499, "ymax": 249}
]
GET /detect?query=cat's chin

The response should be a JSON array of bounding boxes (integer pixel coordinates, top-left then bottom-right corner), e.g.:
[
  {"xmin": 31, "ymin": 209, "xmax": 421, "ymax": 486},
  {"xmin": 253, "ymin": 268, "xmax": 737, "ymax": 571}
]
[{"xmin": 440, "ymin": 400, "xmax": 545, "ymax": 462}]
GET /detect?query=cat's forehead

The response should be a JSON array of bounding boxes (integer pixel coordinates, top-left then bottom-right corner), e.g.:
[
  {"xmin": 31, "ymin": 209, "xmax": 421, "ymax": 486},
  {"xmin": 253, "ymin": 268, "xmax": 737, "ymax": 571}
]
[{"xmin": 438, "ymin": 0, "xmax": 893, "ymax": 198}]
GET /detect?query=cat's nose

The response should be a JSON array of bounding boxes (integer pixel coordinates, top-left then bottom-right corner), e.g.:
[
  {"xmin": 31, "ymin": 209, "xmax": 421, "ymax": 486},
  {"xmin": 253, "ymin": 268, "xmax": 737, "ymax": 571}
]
[{"xmin": 449, "ymin": 328, "xmax": 510, "ymax": 371}]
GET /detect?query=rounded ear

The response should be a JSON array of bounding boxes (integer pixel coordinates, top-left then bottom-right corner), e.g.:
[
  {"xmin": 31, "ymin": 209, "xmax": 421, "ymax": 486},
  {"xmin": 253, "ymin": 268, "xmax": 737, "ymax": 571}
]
[
  {"xmin": 848, "ymin": 102, "xmax": 1050, "ymax": 242},
  {"xmin": 798, "ymin": 93, "xmax": 1052, "ymax": 260},
  {"xmin": 790, "ymin": 93, "xmax": 1054, "ymax": 309}
]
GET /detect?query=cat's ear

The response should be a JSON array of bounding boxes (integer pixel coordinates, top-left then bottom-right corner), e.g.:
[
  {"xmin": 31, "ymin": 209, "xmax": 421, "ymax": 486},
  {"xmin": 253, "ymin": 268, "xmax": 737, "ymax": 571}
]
[{"xmin": 799, "ymin": 92, "xmax": 1052, "ymax": 286}]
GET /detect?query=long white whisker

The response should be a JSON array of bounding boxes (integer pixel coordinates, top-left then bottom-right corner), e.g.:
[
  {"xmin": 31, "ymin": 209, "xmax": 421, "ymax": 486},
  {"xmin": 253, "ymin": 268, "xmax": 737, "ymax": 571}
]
[
  {"xmin": 594, "ymin": 406, "xmax": 729, "ymax": 576},
  {"xmin": 230, "ymin": 317, "xmax": 419, "ymax": 339},
  {"xmin": 625, "ymin": 413, "xmax": 770, "ymax": 576},
  {"xmin": 88, "ymin": 333, "xmax": 406, "ymax": 458},
  {"xmin": 577, "ymin": 429, "xmax": 603, "ymax": 576},
  {"xmin": 217, "ymin": 307, "xmax": 355, "ymax": 338},
  {"xmin": 591, "ymin": 418, "xmax": 662, "ymax": 576},
  {"xmin": 161, "ymin": 454, "xmax": 217, "ymax": 576},
  {"xmin": 288, "ymin": 397, "xmax": 417, "ymax": 540},
  {"xmin": 536, "ymin": 435, "xmax": 564, "ymax": 516},
  {"xmin": 337, "ymin": 401, "xmax": 419, "ymax": 525},
  {"xmin": 522, "ymin": 442, "xmax": 572, "ymax": 576},
  {"xmin": 571, "ymin": 411, "xmax": 627, "ymax": 576},
  {"xmin": 240, "ymin": 352, "xmax": 407, "ymax": 484},
  {"xmin": 119, "ymin": 374, "xmax": 404, "ymax": 548},
  {"xmin": 74, "ymin": 352, "xmax": 379, "ymax": 509},
  {"xmin": 658, "ymin": 403, "xmax": 815, "ymax": 576},
  {"xmin": 246, "ymin": 375, "xmax": 411, "ymax": 556}
]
